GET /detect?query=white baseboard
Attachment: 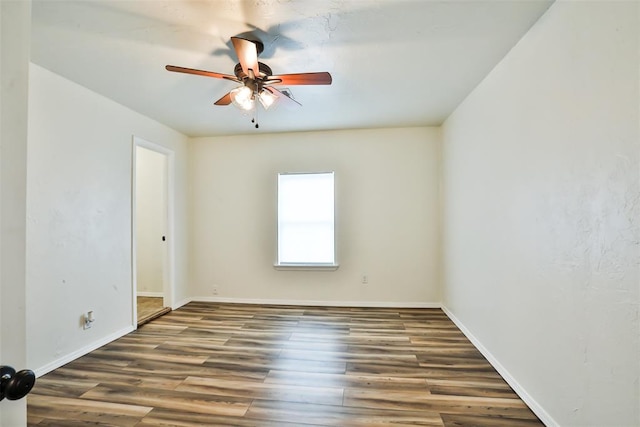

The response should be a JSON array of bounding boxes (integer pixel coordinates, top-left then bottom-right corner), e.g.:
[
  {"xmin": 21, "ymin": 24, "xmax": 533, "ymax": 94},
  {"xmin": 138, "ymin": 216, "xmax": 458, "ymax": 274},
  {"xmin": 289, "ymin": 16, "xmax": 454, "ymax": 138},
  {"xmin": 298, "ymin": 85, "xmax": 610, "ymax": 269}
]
[
  {"xmin": 441, "ymin": 306, "xmax": 557, "ymax": 427},
  {"xmin": 172, "ymin": 297, "xmax": 192, "ymax": 310},
  {"xmin": 34, "ymin": 325, "xmax": 134, "ymax": 378},
  {"xmin": 189, "ymin": 296, "xmax": 441, "ymax": 308},
  {"xmin": 136, "ymin": 291, "xmax": 163, "ymax": 298}
]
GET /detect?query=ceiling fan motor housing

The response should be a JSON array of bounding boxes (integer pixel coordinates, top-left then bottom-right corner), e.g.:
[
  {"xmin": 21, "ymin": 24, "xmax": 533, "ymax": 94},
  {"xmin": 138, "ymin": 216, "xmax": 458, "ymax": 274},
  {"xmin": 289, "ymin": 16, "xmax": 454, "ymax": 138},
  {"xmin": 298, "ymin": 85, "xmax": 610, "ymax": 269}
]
[{"xmin": 233, "ymin": 62, "xmax": 273, "ymax": 80}]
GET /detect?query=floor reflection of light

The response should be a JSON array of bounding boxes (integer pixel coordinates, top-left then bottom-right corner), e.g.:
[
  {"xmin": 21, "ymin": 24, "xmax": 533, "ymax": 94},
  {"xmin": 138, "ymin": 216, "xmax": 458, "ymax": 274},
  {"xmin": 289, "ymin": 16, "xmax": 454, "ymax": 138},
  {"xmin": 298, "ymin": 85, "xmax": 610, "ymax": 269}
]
[{"xmin": 263, "ymin": 310, "xmax": 347, "ymax": 410}]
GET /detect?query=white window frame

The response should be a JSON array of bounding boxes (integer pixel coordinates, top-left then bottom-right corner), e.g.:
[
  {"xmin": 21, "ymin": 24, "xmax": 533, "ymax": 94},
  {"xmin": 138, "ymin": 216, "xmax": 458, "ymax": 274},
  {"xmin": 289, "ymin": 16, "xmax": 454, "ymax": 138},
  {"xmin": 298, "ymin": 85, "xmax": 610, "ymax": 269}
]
[{"xmin": 274, "ymin": 171, "xmax": 339, "ymax": 271}]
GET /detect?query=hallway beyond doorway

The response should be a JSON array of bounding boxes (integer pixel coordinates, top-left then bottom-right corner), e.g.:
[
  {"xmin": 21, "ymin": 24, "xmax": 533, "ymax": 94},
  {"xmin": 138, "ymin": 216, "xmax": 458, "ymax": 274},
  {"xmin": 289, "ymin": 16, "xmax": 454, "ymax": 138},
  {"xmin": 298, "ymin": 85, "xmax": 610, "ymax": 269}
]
[{"xmin": 137, "ymin": 296, "xmax": 170, "ymax": 326}]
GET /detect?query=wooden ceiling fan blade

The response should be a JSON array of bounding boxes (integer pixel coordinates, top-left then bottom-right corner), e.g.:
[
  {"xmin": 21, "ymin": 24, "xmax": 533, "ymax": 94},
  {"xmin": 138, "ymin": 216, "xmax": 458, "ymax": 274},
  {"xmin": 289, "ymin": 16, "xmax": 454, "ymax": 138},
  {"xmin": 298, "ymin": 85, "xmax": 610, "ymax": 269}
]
[
  {"xmin": 165, "ymin": 65, "xmax": 239, "ymax": 82},
  {"xmin": 264, "ymin": 86, "xmax": 301, "ymax": 108},
  {"xmin": 266, "ymin": 72, "xmax": 332, "ymax": 86},
  {"xmin": 214, "ymin": 92, "xmax": 233, "ymax": 106},
  {"xmin": 231, "ymin": 37, "xmax": 259, "ymax": 78}
]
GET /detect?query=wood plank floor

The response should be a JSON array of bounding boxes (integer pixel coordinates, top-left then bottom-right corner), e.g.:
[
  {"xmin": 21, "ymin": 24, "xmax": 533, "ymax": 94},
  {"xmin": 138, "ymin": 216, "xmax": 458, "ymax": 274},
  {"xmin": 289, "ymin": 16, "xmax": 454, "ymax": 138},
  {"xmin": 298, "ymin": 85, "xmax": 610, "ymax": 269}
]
[
  {"xmin": 137, "ymin": 296, "xmax": 171, "ymax": 326},
  {"xmin": 28, "ymin": 302, "xmax": 543, "ymax": 426}
]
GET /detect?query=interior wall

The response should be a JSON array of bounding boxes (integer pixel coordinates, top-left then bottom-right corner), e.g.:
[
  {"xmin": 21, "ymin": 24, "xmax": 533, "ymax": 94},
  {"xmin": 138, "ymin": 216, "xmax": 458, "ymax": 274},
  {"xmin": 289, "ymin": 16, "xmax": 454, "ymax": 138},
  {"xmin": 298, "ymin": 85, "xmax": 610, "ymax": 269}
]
[
  {"xmin": 189, "ymin": 127, "xmax": 441, "ymax": 305},
  {"xmin": 0, "ymin": 1, "xmax": 30, "ymax": 424},
  {"xmin": 26, "ymin": 63, "xmax": 189, "ymax": 374},
  {"xmin": 442, "ymin": 2, "xmax": 639, "ymax": 426},
  {"xmin": 135, "ymin": 146, "xmax": 166, "ymax": 296}
]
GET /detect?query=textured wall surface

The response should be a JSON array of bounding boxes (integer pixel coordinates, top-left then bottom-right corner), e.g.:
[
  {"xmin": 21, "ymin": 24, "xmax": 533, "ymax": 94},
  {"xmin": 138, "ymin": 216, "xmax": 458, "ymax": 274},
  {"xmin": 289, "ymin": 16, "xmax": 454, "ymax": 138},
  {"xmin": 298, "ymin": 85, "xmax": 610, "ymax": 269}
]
[
  {"xmin": 26, "ymin": 64, "xmax": 189, "ymax": 374},
  {"xmin": 189, "ymin": 127, "xmax": 442, "ymax": 306},
  {"xmin": 442, "ymin": 1, "xmax": 639, "ymax": 425}
]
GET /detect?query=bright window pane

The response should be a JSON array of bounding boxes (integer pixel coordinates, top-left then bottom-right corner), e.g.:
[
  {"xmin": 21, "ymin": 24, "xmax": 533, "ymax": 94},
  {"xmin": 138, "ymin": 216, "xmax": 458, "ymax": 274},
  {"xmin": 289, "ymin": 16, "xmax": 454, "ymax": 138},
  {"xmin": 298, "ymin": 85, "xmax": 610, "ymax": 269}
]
[{"xmin": 278, "ymin": 172, "xmax": 335, "ymax": 264}]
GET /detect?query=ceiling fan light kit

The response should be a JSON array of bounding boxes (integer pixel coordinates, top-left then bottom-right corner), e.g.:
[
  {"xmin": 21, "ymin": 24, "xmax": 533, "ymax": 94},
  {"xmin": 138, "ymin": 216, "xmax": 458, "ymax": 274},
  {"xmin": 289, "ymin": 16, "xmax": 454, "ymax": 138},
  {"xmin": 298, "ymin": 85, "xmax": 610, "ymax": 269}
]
[
  {"xmin": 230, "ymin": 86, "xmax": 255, "ymax": 111},
  {"xmin": 258, "ymin": 89, "xmax": 278, "ymax": 110},
  {"xmin": 166, "ymin": 36, "xmax": 332, "ymax": 129}
]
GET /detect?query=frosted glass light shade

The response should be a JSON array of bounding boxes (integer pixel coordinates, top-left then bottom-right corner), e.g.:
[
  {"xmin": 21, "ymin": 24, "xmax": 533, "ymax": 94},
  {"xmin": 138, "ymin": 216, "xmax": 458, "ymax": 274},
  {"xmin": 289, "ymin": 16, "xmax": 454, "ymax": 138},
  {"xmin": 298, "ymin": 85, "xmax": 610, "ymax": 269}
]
[
  {"xmin": 258, "ymin": 89, "xmax": 278, "ymax": 109},
  {"xmin": 230, "ymin": 86, "xmax": 254, "ymax": 110}
]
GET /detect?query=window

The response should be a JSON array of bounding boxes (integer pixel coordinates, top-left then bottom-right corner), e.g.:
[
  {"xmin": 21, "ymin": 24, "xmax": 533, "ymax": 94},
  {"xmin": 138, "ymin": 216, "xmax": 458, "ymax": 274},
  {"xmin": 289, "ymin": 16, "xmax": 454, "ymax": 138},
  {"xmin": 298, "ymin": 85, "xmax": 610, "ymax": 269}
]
[{"xmin": 276, "ymin": 172, "xmax": 337, "ymax": 270}]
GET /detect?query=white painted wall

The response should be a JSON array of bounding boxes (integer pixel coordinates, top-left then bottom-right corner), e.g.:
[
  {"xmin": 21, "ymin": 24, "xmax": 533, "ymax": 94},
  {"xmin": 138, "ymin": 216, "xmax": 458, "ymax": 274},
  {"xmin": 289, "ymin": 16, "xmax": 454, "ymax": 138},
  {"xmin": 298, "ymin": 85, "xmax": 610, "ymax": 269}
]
[
  {"xmin": 442, "ymin": 2, "xmax": 639, "ymax": 426},
  {"xmin": 189, "ymin": 127, "xmax": 441, "ymax": 306},
  {"xmin": 26, "ymin": 64, "xmax": 189, "ymax": 375},
  {"xmin": 0, "ymin": 1, "xmax": 30, "ymax": 424},
  {"xmin": 135, "ymin": 146, "xmax": 166, "ymax": 295}
]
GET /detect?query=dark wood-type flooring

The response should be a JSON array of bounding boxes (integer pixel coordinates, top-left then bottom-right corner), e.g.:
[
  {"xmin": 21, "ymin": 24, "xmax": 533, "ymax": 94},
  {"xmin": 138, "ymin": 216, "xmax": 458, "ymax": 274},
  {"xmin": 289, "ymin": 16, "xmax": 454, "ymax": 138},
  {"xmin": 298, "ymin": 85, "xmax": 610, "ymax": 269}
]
[{"xmin": 28, "ymin": 302, "xmax": 543, "ymax": 426}]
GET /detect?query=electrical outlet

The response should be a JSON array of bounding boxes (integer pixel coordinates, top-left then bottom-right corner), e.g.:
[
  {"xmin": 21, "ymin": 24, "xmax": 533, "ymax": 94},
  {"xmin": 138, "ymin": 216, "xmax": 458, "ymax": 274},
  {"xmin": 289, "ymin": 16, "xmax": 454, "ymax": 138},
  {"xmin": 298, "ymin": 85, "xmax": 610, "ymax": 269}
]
[
  {"xmin": 212, "ymin": 286, "xmax": 219, "ymax": 295},
  {"xmin": 83, "ymin": 311, "xmax": 95, "ymax": 329},
  {"xmin": 361, "ymin": 275, "xmax": 368, "ymax": 284}
]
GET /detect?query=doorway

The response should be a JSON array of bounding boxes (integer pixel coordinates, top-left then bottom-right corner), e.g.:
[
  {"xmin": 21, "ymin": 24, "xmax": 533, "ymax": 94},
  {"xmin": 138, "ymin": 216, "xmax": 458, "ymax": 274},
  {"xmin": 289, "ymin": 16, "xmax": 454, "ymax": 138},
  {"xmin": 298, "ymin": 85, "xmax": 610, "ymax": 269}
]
[{"xmin": 132, "ymin": 137, "xmax": 174, "ymax": 326}]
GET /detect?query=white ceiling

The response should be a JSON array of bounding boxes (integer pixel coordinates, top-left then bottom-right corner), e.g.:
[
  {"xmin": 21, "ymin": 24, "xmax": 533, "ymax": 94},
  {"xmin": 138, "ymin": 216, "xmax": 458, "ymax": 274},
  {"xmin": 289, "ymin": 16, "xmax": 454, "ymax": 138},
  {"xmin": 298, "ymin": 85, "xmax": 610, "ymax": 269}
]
[{"xmin": 31, "ymin": 0, "xmax": 553, "ymax": 137}]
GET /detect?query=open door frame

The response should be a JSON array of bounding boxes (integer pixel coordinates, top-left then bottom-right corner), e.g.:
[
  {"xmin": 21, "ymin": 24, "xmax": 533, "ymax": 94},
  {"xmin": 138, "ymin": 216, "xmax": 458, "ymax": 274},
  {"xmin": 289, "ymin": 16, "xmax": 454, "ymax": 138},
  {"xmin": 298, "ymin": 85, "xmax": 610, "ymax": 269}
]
[{"xmin": 131, "ymin": 136, "xmax": 176, "ymax": 329}]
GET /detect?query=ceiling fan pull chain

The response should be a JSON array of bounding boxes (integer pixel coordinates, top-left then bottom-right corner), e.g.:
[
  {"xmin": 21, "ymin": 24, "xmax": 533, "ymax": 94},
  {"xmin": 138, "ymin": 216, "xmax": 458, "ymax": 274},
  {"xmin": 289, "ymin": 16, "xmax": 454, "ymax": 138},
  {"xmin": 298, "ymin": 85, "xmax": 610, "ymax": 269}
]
[{"xmin": 252, "ymin": 97, "xmax": 259, "ymax": 129}]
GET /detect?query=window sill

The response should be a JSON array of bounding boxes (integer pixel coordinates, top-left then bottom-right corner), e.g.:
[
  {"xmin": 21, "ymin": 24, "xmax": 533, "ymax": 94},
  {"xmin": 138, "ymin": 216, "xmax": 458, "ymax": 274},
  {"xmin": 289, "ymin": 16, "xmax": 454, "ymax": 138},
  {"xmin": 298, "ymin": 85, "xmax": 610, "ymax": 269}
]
[{"xmin": 274, "ymin": 263, "xmax": 340, "ymax": 271}]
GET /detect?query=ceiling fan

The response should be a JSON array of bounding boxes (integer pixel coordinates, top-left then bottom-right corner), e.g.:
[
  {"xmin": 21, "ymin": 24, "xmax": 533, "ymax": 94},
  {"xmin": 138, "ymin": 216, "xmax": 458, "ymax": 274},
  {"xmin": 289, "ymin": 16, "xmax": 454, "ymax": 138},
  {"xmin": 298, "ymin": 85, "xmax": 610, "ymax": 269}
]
[{"xmin": 166, "ymin": 37, "xmax": 332, "ymax": 128}]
